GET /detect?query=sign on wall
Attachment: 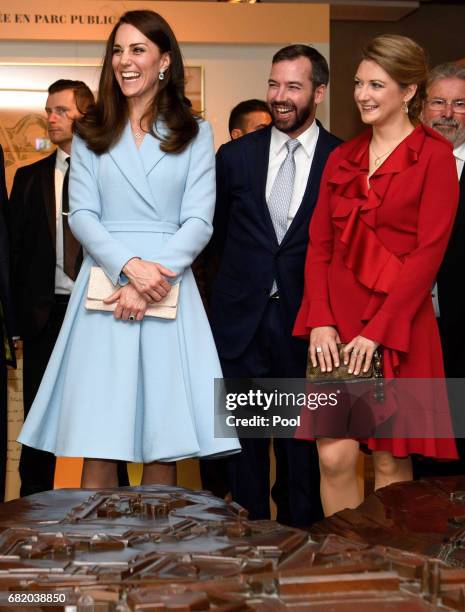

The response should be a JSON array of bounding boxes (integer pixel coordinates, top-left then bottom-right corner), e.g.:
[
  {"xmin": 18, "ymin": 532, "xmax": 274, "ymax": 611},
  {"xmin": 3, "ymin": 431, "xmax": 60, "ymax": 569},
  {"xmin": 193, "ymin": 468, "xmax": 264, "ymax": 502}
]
[{"xmin": 0, "ymin": 1, "xmax": 329, "ymax": 43}]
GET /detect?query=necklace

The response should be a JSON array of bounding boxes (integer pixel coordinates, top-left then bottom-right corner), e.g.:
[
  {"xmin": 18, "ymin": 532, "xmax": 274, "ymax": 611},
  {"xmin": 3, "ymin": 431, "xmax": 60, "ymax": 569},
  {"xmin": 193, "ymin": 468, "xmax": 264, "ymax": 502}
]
[
  {"xmin": 370, "ymin": 142, "xmax": 398, "ymax": 167},
  {"xmin": 132, "ymin": 130, "xmax": 144, "ymax": 140}
]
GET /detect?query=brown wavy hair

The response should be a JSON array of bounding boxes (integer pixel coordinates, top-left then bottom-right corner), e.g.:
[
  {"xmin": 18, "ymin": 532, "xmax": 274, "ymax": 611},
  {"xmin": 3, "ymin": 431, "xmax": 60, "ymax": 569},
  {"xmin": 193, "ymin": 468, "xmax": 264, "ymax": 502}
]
[
  {"xmin": 361, "ymin": 34, "xmax": 428, "ymax": 123},
  {"xmin": 76, "ymin": 10, "xmax": 199, "ymax": 154}
]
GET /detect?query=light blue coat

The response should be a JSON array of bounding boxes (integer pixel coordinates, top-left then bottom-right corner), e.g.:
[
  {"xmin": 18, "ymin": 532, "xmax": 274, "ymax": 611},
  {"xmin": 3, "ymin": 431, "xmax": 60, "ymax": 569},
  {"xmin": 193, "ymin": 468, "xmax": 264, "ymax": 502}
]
[{"xmin": 18, "ymin": 120, "xmax": 240, "ymax": 462}]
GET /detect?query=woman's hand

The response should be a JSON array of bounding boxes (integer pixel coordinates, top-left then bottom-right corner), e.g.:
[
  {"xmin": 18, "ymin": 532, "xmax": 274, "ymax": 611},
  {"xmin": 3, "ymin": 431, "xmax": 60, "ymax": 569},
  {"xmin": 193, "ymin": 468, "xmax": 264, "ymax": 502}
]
[
  {"xmin": 123, "ymin": 258, "xmax": 177, "ymax": 302},
  {"xmin": 309, "ymin": 326, "xmax": 341, "ymax": 372},
  {"xmin": 104, "ymin": 284, "xmax": 149, "ymax": 321},
  {"xmin": 342, "ymin": 335, "xmax": 380, "ymax": 375}
]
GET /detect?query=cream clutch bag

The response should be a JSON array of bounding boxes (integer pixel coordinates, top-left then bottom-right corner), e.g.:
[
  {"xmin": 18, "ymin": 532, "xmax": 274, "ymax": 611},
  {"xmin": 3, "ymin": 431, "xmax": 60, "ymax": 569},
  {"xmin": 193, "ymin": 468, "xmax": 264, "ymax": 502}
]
[{"xmin": 85, "ymin": 266, "xmax": 180, "ymax": 319}]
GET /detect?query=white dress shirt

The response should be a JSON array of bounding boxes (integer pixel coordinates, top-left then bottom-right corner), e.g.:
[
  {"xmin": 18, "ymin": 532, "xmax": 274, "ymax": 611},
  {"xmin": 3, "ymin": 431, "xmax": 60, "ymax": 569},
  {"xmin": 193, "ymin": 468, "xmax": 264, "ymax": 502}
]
[
  {"xmin": 54, "ymin": 147, "xmax": 74, "ymax": 295},
  {"xmin": 432, "ymin": 140, "xmax": 465, "ymax": 317},
  {"xmin": 266, "ymin": 120, "xmax": 319, "ymax": 229},
  {"xmin": 455, "ymin": 140, "xmax": 465, "ymax": 180}
]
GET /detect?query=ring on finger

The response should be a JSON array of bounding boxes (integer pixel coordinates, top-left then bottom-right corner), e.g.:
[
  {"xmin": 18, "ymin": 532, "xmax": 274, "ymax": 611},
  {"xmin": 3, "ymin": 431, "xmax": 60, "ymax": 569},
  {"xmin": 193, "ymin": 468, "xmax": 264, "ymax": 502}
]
[
  {"xmin": 128, "ymin": 314, "xmax": 136, "ymax": 321},
  {"xmin": 316, "ymin": 346, "xmax": 323, "ymax": 353}
]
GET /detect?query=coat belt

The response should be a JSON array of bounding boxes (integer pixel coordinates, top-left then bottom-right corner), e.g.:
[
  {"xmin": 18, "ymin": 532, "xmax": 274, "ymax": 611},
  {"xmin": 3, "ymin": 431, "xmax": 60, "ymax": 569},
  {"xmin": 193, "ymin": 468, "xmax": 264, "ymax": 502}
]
[{"xmin": 102, "ymin": 221, "xmax": 179, "ymax": 233}]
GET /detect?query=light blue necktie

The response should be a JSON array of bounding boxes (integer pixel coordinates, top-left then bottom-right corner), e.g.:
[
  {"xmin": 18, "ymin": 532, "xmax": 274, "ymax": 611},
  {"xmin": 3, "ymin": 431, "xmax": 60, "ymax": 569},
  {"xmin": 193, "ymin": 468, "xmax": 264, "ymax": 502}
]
[
  {"xmin": 268, "ymin": 138, "xmax": 301, "ymax": 244},
  {"xmin": 268, "ymin": 138, "xmax": 301, "ymax": 295}
]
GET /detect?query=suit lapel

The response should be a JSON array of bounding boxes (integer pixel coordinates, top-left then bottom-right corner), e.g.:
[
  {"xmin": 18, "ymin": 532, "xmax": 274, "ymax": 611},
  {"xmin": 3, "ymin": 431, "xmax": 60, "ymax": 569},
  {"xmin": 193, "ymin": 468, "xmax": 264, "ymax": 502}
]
[
  {"xmin": 280, "ymin": 124, "xmax": 330, "ymax": 247},
  {"xmin": 41, "ymin": 151, "xmax": 57, "ymax": 247},
  {"xmin": 109, "ymin": 122, "xmax": 156, "ymax": 207},
  {"xmin": 249, "ymin": 127, "xmax": 279, "ymax": 245}
]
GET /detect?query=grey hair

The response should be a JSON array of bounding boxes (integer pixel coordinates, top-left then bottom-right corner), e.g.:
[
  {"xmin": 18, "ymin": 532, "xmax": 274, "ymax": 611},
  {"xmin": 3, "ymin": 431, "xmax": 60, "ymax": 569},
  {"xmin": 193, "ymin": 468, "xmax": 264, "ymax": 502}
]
[{"xmin": 427, "ymin": 62, "xmax": 465, "ymax": 91}]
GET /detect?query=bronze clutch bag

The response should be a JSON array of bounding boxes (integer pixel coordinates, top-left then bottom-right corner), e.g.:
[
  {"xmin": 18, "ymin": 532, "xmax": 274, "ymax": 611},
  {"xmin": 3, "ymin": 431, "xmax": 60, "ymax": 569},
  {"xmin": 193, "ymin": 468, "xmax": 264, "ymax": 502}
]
[
  {"xmin": 306, "ymin": 344, "xmax": 383, "ymax": 382},
  {"xmin": 306, "ymin": 343, "xmax": 384, "ymax": 403}
]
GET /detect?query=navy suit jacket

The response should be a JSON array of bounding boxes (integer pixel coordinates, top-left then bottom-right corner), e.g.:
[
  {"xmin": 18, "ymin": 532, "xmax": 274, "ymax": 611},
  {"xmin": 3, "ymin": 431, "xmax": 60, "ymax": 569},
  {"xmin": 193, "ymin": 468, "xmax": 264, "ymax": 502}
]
[{"xmin": 209, "ymin": 122, "xmax": 341, "ymax": 360}]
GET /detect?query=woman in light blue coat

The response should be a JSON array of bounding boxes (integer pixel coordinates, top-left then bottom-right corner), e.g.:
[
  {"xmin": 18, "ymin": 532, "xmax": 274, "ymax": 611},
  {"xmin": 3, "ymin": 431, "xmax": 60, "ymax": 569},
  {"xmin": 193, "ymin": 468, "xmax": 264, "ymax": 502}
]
[{"xmin": 18, "ymin": 9, "xmax": 240, "ymax": 487}]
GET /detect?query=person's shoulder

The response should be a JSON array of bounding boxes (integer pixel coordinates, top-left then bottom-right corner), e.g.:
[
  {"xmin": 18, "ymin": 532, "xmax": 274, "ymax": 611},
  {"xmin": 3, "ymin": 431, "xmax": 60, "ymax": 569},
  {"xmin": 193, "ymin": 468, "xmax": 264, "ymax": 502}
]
[
  {"xmin": 71, "ymin": 133, "xmax": 99, "ymax": 162},
  {"xmin": 217, "ymin": 125, "xmax": 271, "ymax": 160},
  {"xmin": 195, "ymin": 116, "xmax": 211, "ymax": 133},
  {"xmin": 316, "ymin": 121, "xmax": 343, "ymax": 150},
  {"xmin": 419, "ymin": 123, "xmax": 454, "ymax": 157},
  {"xmin": 13, "ymin": 152, "xmax": 55, "ymax": 180}
]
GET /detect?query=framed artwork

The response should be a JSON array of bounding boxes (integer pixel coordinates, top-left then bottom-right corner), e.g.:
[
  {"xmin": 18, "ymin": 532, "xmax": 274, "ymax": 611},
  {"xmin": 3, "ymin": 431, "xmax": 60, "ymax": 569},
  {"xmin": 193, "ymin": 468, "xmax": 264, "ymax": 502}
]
[{"xmin": 0, "ymin": 63, "xmax": 204, "ymax": 192}]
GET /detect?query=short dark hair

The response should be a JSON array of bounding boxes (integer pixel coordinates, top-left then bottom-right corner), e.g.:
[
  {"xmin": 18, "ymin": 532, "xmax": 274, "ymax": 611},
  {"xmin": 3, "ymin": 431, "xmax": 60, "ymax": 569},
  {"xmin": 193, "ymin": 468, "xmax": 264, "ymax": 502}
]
[
  {"xmin": 228, "ymin": 99, "xmax": 271, "ymax": 135},
  {"xmin": 48, "ymin": 79, "xmax": 95, "ymax": 115},
  {"xmin": 272, "ymin": 44, "xmax": 329, "ymax": 88}
]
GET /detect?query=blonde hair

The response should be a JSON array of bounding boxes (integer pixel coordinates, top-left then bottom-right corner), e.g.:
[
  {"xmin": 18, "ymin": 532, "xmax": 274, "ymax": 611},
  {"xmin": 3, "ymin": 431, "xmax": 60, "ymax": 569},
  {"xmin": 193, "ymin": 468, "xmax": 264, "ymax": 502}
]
[{"xmin": 361, "ymin": 34, "xmax": 428, "ymax": 122}]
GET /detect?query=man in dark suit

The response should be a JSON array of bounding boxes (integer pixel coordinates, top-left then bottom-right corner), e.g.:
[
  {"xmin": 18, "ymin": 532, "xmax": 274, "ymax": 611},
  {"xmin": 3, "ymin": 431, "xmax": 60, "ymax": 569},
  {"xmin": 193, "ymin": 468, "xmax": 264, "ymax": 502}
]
[
  {"xmin": 9, "ymin": 79, "xmax": 94, "ymax": 496},
  {"xmin": 422, "ymin": 63, "xmax": 465, "ymax": 380},
  {"xmin": 0, "ymin": 145, "xmax": 15, "ymax": 502},
  {"xmin": 209, "ymin": 45, "xmax": 341, "ymax": 526},
  {"xmin": 9, "ymin": 79, "xmax": 128, "ymax": 495},
  {"xmin": 199, "ymin": 99, "xmax": 271, "ymax": 500},
  {"xmin": 416, "ymin": 62, "xmax": 465, "ymax": 477}
]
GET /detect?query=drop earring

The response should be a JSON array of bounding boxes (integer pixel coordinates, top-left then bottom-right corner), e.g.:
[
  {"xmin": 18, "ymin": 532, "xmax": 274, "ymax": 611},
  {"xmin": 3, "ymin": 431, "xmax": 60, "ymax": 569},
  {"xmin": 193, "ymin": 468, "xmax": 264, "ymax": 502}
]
[
  {"xmin": 402, "ymin": 100, "xmax": 409, "ymax": 114},
  {"xmin": 159, "ymin": 71, "xmax": 165, "ymax": 81}
]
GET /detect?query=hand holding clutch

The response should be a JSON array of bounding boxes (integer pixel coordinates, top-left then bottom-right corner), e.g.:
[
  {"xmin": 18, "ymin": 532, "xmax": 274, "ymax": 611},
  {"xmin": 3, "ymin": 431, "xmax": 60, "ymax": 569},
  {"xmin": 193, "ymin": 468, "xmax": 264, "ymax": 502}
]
[
  {"xmin": 86, "ymin": 267, "xmax": 180, "ymax": 320},
  {"xmin": 307, "ymin": 343, "xmax": 382, "ymax": 382}
]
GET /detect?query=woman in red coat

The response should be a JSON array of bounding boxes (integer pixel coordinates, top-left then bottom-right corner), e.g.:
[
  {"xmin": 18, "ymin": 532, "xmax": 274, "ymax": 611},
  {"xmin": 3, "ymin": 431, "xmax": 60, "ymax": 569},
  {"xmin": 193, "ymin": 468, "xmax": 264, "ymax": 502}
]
[{"xmin": 294, "ymin": 35, "xmax": 459, "ymax": 516}]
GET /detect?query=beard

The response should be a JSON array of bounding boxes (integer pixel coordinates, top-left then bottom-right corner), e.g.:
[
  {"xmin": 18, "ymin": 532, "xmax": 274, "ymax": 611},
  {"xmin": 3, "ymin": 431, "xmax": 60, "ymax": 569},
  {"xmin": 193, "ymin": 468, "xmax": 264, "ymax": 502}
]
[
  {"xmin": 427, "ymin": 116, "xmax": 465, "ymax": 147},
  {"xmin": 269, "ymin": 92, "xmax": 315, "ymax": 134}
]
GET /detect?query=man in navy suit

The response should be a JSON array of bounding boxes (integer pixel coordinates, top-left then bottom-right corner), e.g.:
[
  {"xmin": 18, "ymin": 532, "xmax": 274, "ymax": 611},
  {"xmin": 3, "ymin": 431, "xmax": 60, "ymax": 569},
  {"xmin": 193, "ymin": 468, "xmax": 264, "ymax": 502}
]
[{"xmin": 209, "ymin": 45, "xmax": 341, "ymax": 527}]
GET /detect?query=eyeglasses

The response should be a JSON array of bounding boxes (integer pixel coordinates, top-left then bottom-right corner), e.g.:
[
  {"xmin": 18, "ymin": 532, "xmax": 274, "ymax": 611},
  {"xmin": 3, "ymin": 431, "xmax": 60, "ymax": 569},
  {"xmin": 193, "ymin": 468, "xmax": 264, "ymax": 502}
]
[{"xmin": 425, "ymin": 98, "xmax": 465, "ymax": 114}]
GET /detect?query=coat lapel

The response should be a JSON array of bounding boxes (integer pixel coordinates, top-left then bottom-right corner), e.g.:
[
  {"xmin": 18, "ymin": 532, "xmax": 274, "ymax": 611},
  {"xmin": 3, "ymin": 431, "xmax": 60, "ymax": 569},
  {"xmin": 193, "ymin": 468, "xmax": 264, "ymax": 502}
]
[
  {"xmin": 249, "ymin": 127, "xmax": 279, "ymax": 245},
  {"xmin": 280, "ymin": 123, "xmax": 329, "ymax": 247},
  {"xmin": 109, "ymin": 122, "xmax": 156, "ymax": 207},
  {"xmin": 141, "ymin": 121, "xmax": 168, "ymax": 176},
  {"xmin": 41, "ymin": 151, "xmax": 57, "ymax": 247}
]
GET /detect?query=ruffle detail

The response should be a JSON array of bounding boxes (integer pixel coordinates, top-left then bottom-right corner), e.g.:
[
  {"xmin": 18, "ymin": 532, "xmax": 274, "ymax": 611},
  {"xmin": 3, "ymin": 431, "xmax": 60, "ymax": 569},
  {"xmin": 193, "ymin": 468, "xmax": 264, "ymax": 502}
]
[
  {"xmin": 324, "ymin": 127, "xmax": 433, "ymax": 371},
  {"xmin": 293, "ymin": 297, "xmax": 336, "ymax": 337}
]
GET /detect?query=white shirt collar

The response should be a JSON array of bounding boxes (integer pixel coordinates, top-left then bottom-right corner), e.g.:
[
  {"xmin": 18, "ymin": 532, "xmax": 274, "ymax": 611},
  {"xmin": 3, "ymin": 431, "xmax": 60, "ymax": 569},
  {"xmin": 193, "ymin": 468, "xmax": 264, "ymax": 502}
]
[
  {"xmin": 270, "ymin": 120, "xmax": 319, "ymax": 159},
  {"xmin": 55, "ymin": 146, "xmax": 70, "ymax": 170},
  {"xmin": 454, "ymin": 141, "xmax": 465, "ymax": 163}
]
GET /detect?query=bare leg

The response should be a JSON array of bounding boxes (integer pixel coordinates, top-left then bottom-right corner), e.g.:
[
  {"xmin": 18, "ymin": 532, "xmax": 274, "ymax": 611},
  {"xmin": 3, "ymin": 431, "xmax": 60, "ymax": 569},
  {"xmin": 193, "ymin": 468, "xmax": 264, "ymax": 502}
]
[
  {"xmin": 141, "ymin": 461, "xmax": 177, "ymax": 485},
  {"xmin": 81, "ymin": 458, "xmax": 118, "ymax": 488},
  {"xmin": 317, "ymin": 438, "xmax": 362, "ymax": 516},
  {"xmin": 373, "ymin": 451, "xmax": 412, "ymax": 490}
]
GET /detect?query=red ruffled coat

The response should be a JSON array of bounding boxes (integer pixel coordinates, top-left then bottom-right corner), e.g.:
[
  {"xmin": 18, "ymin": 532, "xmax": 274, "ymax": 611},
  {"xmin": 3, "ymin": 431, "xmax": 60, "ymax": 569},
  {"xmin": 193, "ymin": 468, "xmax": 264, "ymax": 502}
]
[{"xmin": 294, "ymin": 124, "xmax": 459, "ymax": 458}]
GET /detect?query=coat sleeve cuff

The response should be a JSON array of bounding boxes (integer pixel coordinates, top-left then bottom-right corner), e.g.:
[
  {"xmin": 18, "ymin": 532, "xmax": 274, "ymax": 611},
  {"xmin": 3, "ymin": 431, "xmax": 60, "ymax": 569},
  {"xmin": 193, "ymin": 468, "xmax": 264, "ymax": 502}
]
[
  {"xmin": 293, "ymin": 299, "xmax": 337, "ymax": 338},
  {"xmin": 361, "ymin": 308, "xmax": 411, "ymax": 353}
]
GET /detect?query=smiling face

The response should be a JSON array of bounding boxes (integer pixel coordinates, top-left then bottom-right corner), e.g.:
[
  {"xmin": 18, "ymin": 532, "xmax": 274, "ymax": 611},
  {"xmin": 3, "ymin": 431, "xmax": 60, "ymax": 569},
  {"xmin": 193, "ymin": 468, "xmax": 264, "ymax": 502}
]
[
  {"xmin": 422, "ymin": 77, "xmax": 465, "ymax": 147},
  {"xmin": 354, "ymin": 59, "xmax": 416, "ymax": 128},
  {"xmin": 266, "ymin": 56, "xmax": 326, "ymax": 138},
  {"xmin": 111, "ymin": 23, "xmax": 170, "ymax": 108}
]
